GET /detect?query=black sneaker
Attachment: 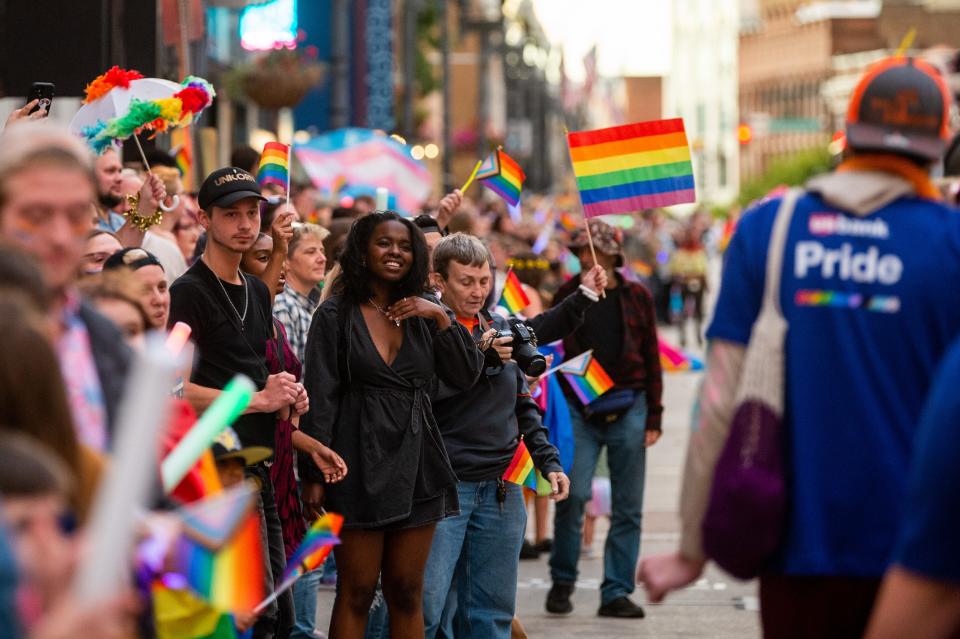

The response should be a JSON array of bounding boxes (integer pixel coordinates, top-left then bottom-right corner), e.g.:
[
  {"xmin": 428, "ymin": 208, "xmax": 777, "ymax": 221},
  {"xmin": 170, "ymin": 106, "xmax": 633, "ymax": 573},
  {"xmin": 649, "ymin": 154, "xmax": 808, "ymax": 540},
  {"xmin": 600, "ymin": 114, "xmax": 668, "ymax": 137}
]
[
  {"xmin": 598, "ymin": 596, "xmax": 646, "ymax": 618},
  {"xmin": 546, "ymin": 582, "xmax": 575, "ymax": 614},
  {"xmin": 519, "ymin": 540, "xmax": 540, "ymax": 560},
  {"xmin": 534, "ymin": 538, "xmax": 553, "ymax": 553}
]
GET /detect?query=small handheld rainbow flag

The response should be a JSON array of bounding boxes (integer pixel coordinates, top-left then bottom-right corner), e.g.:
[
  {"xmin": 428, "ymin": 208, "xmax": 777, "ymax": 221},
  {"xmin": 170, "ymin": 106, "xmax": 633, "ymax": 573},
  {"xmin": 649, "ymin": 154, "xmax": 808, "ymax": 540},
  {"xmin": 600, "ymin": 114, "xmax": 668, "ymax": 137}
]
[
  {"xmin": 281, "ymin": 513, "xmax": 343, "ymax": 583},
  {"xmin": 169, "ymin": 512, "xmax": 264, "ymax": 613},
  {"xmin": 568, "ymin": 118, "xmax": 695, "ymax": 217},
  {"xmin": 498, "ymin": 269, "xmax": 531, "ymax": 315},
  {"xmin": 503, "ymin": 439, "xmax": 537, "ymax": 490},
  {"xmin": 477, "ymin": 148, "xmax": 526, "ymax": 207},
  {"xmin": 257, "ymin": 141, "xmax": 290, "ymax": 191},
  {"xmin": 560, "ymin": 351, "xmax": 615, "ymax": 405}
]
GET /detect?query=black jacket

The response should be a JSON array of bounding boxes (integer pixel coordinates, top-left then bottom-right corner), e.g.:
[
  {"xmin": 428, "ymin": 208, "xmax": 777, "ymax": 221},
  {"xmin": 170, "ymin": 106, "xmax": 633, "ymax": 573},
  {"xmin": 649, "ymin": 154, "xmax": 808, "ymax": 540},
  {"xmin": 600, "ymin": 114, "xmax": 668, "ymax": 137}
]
[
  {"xmin": 525, "ymin": 287, "xmax": 594, "ymax": 345},
  {"xmin": 433, "ymin": 312, "xmax": 562, "ymax": 482}
]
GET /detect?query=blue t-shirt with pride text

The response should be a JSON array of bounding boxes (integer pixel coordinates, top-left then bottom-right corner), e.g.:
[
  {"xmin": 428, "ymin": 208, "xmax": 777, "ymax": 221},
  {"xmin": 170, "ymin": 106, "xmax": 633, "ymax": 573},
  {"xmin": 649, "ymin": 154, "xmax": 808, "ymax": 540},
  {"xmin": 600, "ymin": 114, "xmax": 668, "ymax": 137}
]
[{"xmin": 708, "ymin": 189, "xmax": 960, "ymax": 577}]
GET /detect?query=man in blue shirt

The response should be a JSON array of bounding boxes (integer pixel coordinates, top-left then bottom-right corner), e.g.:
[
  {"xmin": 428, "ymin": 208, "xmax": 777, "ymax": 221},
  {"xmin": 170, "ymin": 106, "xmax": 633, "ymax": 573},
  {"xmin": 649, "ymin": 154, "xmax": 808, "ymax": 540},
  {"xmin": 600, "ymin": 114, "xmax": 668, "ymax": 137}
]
[
  {"xmin": 865, "ymin": 336, "xmax": 960, "ymax": 638},
  {"xmin": 640, "ymin": 56, "xmax": 960, "ymax": 637}
]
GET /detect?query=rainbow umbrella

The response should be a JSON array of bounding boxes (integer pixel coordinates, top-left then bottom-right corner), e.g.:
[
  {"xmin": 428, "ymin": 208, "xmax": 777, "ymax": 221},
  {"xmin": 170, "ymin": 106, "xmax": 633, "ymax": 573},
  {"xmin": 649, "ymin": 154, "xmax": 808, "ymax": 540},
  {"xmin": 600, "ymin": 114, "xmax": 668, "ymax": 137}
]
[{"xmin": 70, "ymin": 66, "xmax": 215, "ymax": 163}]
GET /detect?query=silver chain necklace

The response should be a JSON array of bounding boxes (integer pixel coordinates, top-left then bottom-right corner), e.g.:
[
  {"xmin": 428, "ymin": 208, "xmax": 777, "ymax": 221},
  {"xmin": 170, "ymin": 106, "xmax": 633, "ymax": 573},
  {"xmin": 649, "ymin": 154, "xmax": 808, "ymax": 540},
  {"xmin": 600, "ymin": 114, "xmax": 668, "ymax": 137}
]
[
  {"xmin": 369, "ymin": 298, "xmax": 400, "ymax": 327},
  {"xmin": 211, "ymin": 264, "xmax": 249, "ymax": 326}
]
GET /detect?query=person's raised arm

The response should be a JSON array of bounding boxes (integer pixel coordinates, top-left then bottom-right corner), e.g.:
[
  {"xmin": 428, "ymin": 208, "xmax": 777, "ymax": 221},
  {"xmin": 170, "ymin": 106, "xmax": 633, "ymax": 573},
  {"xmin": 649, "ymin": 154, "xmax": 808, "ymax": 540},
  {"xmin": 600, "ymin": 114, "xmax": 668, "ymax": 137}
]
[
  {"xmin": 435, "ymin": 189, "xmax": 463, "ymax": 231},
  {"xmin": 259, "ymin": 206, "xmax": 296, "ymax": 300}
]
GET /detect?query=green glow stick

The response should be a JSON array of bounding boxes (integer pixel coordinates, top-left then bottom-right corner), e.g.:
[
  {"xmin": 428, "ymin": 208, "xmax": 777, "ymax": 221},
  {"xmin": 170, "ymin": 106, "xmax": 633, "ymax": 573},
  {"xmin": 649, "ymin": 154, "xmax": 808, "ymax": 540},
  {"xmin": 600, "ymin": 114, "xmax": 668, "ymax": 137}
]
[{"xmin": 162, "ymin": 375, "xmax": 256, "ymax": 493}]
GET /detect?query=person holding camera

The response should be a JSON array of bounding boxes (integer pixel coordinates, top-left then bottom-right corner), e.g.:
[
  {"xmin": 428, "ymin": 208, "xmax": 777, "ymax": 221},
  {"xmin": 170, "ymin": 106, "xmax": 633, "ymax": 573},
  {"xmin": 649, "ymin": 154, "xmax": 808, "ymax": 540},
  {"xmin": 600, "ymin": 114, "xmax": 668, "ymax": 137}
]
[
  {"xmin": 422, "ymin": 233, "xmax": 570, "ymax": 638},
  {"xmin": 546, "ymin": 218, "xmax": 664, "ymax": 619}
]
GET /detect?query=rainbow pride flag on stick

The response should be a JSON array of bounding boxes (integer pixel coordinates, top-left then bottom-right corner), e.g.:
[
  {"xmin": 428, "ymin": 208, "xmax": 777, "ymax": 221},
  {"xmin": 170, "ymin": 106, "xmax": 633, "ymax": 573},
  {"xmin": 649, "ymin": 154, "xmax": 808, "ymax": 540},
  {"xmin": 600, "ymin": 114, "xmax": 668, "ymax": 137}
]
[
  {"xmin": 476, "ymin": 148, "xmax": 526, "ymax": 207},
  {"xmin": 558, "ymin": 350, "xmax": 615, "ymax": 405},
  {"xmin": 498, "ymin": 269, "xmax": 531, "ymax": 315},
  {"xmin": 568, "ymin": 118, "xmax": 696, "ymax": 217},
  {"xmin": 503, "ymin": 439, "xmax": 537, "ymax": 490},
  {"xmin": 169, "ymin": 512, "xmax": 264, "ymax": 614},
  {"xmin": 255, "ymin": 513, "xmax": 343, "ymax": 614},
  {"xmin": 257, "ymin": 141, "xmax": 290, "ymax": 191}
]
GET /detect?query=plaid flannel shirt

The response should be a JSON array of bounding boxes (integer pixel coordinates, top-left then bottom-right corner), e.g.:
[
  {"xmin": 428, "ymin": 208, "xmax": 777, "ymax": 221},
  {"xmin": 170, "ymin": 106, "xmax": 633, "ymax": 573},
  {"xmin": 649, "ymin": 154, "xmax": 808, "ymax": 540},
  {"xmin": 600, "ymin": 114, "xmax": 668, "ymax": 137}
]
[
  {"xmin": 273, "ymin": 284, "xmax": 320, "ymax": 363},
  {"xmin": 553, "ymin": 272, "xmax": 664, "ymax": 431}
]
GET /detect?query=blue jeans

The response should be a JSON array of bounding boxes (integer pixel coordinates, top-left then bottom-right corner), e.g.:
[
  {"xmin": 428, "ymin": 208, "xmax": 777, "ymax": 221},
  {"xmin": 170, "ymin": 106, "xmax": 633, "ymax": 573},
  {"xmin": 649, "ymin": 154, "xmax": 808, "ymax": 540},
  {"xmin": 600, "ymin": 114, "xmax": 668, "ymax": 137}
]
[
  {"xmin": 423, "ymin": 480, "xmax": 527, "ymax": 639},
  {"xmin": 550, "ymin": 394, "xmax": 648, "ymax": 605},
  {"xmin": 290, "ymin": 569, "xmax": 321, "ymax": 639}
]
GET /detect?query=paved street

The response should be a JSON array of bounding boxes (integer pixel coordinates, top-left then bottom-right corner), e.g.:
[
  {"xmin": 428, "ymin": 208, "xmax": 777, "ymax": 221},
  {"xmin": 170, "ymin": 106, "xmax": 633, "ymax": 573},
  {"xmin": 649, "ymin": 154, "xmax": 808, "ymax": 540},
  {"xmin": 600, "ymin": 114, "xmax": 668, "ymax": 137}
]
[
  {"xmin": 513, "ymin": 368, "xmax": 760, "ymax": 638},
  {"xmin": 316, "ymin": 355, "xmax": 761, "ymax": 637}
]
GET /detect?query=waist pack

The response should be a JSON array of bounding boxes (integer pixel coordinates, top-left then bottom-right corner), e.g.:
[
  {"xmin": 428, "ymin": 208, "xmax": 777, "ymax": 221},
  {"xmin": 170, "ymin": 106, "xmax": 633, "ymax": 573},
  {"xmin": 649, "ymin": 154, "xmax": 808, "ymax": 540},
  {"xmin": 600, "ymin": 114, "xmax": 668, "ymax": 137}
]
[{"xmin": 584, "ymin": 388, "xmax": 637, "ymax": 424}]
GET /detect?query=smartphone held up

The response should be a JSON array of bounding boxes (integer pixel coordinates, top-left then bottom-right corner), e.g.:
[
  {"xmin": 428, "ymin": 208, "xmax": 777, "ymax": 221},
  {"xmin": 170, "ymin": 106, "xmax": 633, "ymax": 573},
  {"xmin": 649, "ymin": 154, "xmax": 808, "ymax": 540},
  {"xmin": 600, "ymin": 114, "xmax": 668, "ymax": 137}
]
[{"xmin": 28, "ymin": 82, "xmax": 54, "ymax": 116}]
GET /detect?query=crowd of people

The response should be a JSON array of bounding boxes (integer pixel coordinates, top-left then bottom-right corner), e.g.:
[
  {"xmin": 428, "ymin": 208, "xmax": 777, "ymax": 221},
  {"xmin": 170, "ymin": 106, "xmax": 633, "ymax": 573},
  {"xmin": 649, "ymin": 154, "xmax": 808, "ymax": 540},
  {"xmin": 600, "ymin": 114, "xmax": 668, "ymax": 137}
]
[{"xmin": 1, "ymin": 51, "xmax": 960, "ymax": 639}]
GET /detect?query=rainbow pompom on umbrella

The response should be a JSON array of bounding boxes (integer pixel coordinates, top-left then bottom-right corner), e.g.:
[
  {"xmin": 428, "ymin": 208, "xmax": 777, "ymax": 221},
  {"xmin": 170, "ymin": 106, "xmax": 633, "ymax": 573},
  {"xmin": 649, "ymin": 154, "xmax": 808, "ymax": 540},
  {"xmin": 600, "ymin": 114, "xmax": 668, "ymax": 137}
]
[{"xmin": 70, "ymin": 66, "xmax": 215, "ymax": 167}]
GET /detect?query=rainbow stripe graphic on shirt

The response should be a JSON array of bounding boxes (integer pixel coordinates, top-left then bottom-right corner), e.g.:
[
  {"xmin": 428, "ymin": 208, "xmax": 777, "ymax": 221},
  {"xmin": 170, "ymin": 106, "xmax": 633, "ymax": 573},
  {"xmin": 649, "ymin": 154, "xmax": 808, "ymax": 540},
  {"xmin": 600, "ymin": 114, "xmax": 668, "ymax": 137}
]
[{"xmin": 794, "ymin": 290, "xmax": 900, "ymax": 313}]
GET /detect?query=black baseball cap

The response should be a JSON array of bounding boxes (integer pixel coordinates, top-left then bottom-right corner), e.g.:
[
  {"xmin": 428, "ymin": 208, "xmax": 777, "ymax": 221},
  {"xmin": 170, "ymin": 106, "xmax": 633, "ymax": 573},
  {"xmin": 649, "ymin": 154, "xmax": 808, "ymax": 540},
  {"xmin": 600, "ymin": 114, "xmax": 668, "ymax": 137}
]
[
  {"xmin": 198, "ymin": 167, "xmax": 266, "ymax": 210},
  {"xmin": 103, "ymin": 247, "xmax": 164, "ymax": 272},
  {"xmin": 846, "ymin": 56, "xmax": 952, "ymax": 162}
]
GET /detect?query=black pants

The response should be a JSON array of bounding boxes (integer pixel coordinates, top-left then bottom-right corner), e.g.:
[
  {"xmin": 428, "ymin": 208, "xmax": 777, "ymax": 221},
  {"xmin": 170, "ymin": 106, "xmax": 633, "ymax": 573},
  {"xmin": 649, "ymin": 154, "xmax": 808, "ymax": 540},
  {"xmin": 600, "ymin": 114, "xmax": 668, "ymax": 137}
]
[
  {"xmin": 250, "ymin": 463, "xmax": 295, "ymax": 639},
  {"xmin": 759, "ymin": 574, "xmax": 880, "ymax": 639}
]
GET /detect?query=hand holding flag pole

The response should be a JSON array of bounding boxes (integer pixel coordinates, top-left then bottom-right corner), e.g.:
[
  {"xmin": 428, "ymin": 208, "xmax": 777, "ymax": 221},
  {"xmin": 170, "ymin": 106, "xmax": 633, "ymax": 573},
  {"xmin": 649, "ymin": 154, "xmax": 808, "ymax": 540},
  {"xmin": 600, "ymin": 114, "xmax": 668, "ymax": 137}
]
[{"xmin": 562, "ymin": 125, "xmax": 605, "ymax": 298}]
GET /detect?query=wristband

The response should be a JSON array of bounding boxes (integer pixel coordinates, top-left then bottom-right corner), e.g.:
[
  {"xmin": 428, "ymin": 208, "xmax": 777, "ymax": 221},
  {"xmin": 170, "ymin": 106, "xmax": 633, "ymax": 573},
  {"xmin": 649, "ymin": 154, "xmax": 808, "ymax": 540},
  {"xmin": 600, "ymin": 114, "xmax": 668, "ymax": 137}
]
[{"xmin": 578, "ymin": 284, "xmax": 600, "ymax": 302}]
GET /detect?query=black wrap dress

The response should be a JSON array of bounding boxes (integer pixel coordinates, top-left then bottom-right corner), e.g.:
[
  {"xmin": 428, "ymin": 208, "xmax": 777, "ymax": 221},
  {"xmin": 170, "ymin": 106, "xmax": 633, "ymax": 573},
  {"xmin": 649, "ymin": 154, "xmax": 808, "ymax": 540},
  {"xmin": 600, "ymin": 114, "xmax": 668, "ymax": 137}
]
[{"xmin": 300, "ymin": 295, "xmax": 483, "ymax": 529}]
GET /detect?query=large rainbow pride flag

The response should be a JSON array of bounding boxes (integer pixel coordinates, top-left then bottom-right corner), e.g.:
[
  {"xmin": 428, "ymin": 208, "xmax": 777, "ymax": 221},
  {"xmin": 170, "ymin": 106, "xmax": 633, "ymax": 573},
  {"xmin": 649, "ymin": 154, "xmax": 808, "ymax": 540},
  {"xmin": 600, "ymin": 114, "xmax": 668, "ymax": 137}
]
[{"xmin": 567, "ymin": 118, "xmax": 696, "ymax": 217}]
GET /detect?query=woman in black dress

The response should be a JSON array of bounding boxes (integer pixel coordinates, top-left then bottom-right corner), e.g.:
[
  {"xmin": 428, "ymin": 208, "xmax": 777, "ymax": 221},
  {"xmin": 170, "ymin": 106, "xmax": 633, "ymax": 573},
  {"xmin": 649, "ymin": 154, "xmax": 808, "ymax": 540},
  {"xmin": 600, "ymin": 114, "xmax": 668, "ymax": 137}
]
[{"xmin": 300, "ymin": 211, "xmax": 483, "ymax": 638}]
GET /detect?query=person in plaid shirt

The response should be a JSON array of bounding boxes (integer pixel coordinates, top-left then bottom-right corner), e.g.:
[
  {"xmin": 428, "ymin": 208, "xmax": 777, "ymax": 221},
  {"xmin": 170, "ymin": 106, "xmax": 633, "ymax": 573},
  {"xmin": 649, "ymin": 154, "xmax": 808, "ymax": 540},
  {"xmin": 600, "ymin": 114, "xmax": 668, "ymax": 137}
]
[
  {"xmin": 546, "ymin": 218, "xmax": 664, "ymax": 620},
  {"xmin": 273, "ymin": 223, "xmax": 329, "ymax": 362}
]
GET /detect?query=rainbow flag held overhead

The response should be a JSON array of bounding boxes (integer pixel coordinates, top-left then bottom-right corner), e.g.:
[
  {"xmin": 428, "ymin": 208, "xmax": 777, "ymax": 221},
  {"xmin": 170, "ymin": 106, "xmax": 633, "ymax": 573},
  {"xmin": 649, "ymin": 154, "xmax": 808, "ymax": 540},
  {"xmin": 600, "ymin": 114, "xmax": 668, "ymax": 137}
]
[
  {"xmin": 559, "ymin": 350, "xmax": 615, "ymax": 405},
  {"xmin": 477, "ymin": 148, "xmax": 526, "ymax": 207},
  {"xmin": 568, "ymin": 118, "xmax": 696, "ymax": 217},
  {"xmin": 502, "ymin": 439, "xmax": 537, "ymax": 490},
  {"xmin": 498, "ymin": 269, "xmax": 531, "ymax": 315},
  {"xmin": 257, "ymin": 141, "xmax": 290, "ymax": 190},
  {"xmin": 169, "ymin": 512, "xmax": 264, "ymax": 613},
  {"xmin": 281, "ymin": 513, "xmax": 344, "ymax": 583}
]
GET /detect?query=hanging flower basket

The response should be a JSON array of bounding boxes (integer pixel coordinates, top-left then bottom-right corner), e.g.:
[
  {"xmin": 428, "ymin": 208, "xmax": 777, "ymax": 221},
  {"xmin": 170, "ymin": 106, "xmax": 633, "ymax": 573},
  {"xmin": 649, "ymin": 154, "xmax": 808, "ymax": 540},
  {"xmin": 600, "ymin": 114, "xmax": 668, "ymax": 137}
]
[{"xmin": 230, "ymin": 46, "xmax": 325, "ymax": 110}]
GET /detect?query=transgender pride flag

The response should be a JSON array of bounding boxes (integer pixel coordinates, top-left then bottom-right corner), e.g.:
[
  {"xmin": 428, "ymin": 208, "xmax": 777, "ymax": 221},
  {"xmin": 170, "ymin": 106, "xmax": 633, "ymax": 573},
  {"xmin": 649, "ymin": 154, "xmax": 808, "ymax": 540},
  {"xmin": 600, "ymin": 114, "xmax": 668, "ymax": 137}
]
[{"xmin": 294, "ymin": 128, "xmax": 432, "ymax": 214}]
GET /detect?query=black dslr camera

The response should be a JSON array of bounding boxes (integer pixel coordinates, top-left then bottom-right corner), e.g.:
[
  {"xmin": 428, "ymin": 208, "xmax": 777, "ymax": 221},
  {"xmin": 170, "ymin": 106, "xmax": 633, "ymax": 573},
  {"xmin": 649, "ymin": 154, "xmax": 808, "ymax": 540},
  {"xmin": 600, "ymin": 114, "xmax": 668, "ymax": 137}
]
[{"xmin": 499, "ymin": 319, "xmax": 547, "ymax": 377}]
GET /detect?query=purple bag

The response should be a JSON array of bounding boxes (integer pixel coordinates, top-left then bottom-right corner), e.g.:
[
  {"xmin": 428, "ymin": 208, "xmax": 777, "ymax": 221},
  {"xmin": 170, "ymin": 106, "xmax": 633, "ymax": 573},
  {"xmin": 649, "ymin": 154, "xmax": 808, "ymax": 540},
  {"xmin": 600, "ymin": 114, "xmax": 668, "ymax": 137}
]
[{"xmin": 702, "ymin": 189, "xmax": 798, "ymax": 580}]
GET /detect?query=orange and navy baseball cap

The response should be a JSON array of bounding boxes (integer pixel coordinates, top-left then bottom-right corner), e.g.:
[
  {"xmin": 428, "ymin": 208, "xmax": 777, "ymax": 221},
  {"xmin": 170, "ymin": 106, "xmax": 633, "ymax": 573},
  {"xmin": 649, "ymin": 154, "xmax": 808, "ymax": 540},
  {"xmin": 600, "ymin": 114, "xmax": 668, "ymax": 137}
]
[{"xmin": 846, "ymin": 56, "xmax": 952, "ymax": 162}]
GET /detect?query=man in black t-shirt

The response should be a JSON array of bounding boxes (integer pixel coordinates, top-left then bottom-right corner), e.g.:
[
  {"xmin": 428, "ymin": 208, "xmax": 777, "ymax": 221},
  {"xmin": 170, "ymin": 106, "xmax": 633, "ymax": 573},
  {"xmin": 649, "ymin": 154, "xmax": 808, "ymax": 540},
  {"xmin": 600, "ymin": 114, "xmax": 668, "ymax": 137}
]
[{"xmin": 168, "ymin": 167, "xmax": 306, "ymax": 638}]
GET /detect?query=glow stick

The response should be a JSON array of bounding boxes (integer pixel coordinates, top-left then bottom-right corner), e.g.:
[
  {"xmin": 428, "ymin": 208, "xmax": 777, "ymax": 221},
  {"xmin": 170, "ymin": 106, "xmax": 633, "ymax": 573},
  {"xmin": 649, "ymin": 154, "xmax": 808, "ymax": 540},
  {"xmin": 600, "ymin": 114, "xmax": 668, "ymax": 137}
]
[
  {"xmin": 73, "ymin": 335, "xmax": 178, "ymax": 602},
  {"xmin": 161, "ymin": 375, "xmax": 256, "ymax": 493},
  {"xmin": 166, "ymin": 322, "xmax": 192, "ymax": 355}
]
